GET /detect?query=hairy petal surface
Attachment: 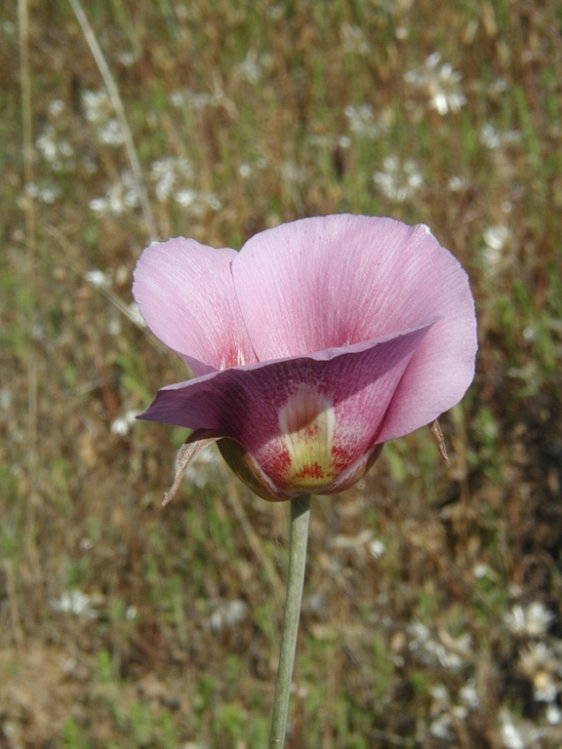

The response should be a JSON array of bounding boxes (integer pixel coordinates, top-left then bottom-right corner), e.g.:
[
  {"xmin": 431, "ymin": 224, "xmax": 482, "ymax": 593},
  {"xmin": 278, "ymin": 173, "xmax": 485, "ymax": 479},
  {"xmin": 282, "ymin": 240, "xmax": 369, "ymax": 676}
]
[
  {"xmin": 133, "ymin": 238, "xmax": 256, "ymax": 374},
  {"xmin": 139, "ymin": 324, "xmax": 433, "ymax": 500}
]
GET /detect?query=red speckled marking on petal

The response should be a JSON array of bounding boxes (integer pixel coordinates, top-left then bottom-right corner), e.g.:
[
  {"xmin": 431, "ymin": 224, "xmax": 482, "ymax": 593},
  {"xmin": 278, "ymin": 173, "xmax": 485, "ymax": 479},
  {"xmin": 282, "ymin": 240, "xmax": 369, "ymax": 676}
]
[
  {"xmin": 268, "ymin": 448, "xmax": 292, "ymax": 477},
  {"xmin": 294, "ymin": 462, "xmax": 324, "ymax": 481}
]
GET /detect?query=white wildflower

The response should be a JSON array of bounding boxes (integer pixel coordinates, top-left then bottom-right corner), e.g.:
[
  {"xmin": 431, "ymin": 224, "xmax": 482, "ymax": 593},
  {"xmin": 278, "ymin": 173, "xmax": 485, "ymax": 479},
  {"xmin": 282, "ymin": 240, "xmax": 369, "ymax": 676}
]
[
  {"xmin": 35, "ymin": 129, "xmax": 57, "ymax": 161},
  {"xmin": 429, "ymin": 683, "xmax": 450, "ymax": 706},
  {"xmin": 0, "ymin": 387, "xmax": 12, "ymax": 411},
  {"xmin": 519, "ymin": 642, "xmax": 561, "ymax": 703},
  {"xmin": 506, "ymin": 602, "xmax": 553, "ymax": 637},
  {"xmin": 85, "ymin": 269, "xmax": 111, "ymax": 290},
  {"xmin": 209, "ymin": 600, "xmax": 248, "ymax": 633},
  {"xmin": 460, "ymin": 680, "xmax": 480, "ymax": 709},
  {"xmin": 345, "ymin": 104, "xmax": 379, "ymax": 139},
  {"xmin": 51, "ymin": 590, "xmax": 96, "ymax": 619},
  {"xmin": 429, "ymin": 714, "xmax": 453, "ymax": 740},
  {"xmin": 47, "ymin": 99, "xmax": 66, "ymax": 118},
  {"xmin": 373, "ymin": 156, "xmax": 423, "ymax": 202},
  {"xmin": 149, "ymin": 157, "xmax": 220, "ymax": 213},
  {"xmin": 108, "ymin": 316, "xmax": 122, "ymax": 337},
  {"xmin": 116, "ymin": 50, "xmax": 136, "ymax": 67},
  {"xmin": 500, "ymin": 711, "xmax": 525, "ymax": 749},
  {"xmin": 26, "ymin": 182, "xmax": 61, "ymax": 204},
  {"xmin": 111, "ymin": 410, "xmax": 140, "ymax": 437},
  {"xmin": 237, "ymin": 50, "xmax": 262, "ymax": 84},
  {"xmin": 484, "ymin": 225, "xmax": 509, "ymax": 251},
  {"xmin": 480, "ymin": 123, "xmax": 501, "ymax": 149},
  {"xmin": 341, "ymin": 24, "xmax": 370, "ymax": 55},
  {"xmin": 368, "ymin": 539, "xmax": 386, "ymax": 559},
  {"xmin": 36, "ymin": 124, "xmax": 75, "ymax": 171},
  {"xmin": 408, "ymin": 621, "xmax": 470, "ymax": 670},
  {"xmin": 405, "ymin": 53, "xmax": 466, "ymax": 115},
  {"xmin": 82, "ymin": 89, "xmax": 123, "ymax": 147},
  {"xmin": 89, "ymin": 171, "xmax": 140, "ymax": 216},
  {"xmin": 169, "ymin": 90, "xmax": 184, "ymax": 108},
  {"xmin": 150, "ymin": 157, "xmax": 194, "ymax": 202},
  {"xmin": 171, "ymin": 88, "xmax": 224, "ymax": 111},
  {"xmin": 488, "ymin": 78, "xmax": 509, "ymax": 96},
  {"xmin": 96, "ymin": 118, "xmax": 124, "ymax": 146},
  {"xmin": 448, "ymin": 174, "xmax": 468, "ymax": 192},
  {"xmin": 409, "ymin": 620, "xmax": 430, "ymax": 651},
  {"xmin": 521, "ymin": 602, "xmax": 553, "ymax": 637},
  {"xmin": 126, "ymin": 605, "xmax": 137, "ymax": 621},
  {"xmin": 480, "ymin": 123, "xmax": 521, "ymax": 150},
  {"xmin": 205, "ymin": 193, "xmax": 222, "ymax": 211},
  {"xmin": 183, "ymin": 447, "xmax": 222, "ymax": 489},
  {"xmin": 174, "ymin": 188, "xmax": 197, "ymax": 207},
  {"xmin": 83, "ymin": 89, "xmax": 113, "ymax": 124},
  {"xmin": 174, "ymin": 190, "xmax": 221, "ymax": 213},
  {"xmin": 473, "ymin": 562, "xmax": 491, "ymax": 579},
  {"xmin": 482, "ymin": 225, "xmax": 510, "ymax": 271}
]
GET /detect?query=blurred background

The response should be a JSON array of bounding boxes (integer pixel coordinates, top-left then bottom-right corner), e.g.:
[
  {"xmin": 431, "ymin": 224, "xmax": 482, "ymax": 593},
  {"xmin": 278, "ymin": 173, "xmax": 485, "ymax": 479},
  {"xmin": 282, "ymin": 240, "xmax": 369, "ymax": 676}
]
[{"xmin": 1, "ymin": 1, "xmax": 561, "ymax": 747}]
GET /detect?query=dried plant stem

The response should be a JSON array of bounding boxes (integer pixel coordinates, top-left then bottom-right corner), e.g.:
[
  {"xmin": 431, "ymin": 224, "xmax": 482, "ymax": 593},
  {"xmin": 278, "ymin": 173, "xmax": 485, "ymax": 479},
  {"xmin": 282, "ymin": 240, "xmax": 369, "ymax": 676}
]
[
  {"xmin": 18, "ymin": 0, "xmax": 39, "ymax": 539},
  {"xmin": 269, "ymin": 494, "xmax": 311, "ymax": 749},
  {"xmin": 69, "ymin": 0, "xmax": 157, "ymax": 239},
  {"xmin": 3, "ymin": 561, "xmax": 23, "ymax": 648}
]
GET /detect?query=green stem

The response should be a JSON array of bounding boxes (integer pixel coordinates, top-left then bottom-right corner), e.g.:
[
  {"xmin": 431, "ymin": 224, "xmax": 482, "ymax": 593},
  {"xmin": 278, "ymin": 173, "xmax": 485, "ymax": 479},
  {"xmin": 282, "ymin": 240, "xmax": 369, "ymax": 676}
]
[{"xmin": 269, "ymin": 494, "xmax": 311, "ymax": 749}]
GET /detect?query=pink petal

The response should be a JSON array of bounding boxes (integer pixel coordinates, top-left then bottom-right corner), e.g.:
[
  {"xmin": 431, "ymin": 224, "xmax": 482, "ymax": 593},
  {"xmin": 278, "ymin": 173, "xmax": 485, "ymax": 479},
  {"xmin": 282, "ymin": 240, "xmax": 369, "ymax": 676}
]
[
  {"xmin": 139, "ymin": 324, "xmax": 433, "ymax": 499},
  {"xmin": 232, "ymin": 215, "xmax": 476, "ymax": 439},
  {"xmin": 377, "ymin": 311, "xmax": 476, "ymax": 443},
  {"xmin": 132, "ymin": 238, "xmax": 256, "ymax": 374}
]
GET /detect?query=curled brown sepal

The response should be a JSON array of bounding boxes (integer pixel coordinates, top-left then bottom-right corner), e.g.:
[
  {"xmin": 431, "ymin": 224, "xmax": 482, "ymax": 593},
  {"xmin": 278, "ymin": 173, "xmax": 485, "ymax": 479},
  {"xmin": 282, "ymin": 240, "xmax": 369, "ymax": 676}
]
[
  {"xmin": 162, "ymin": 429, "xmax": 221, "ymax": 506},
  {"xmin": 430, "ymin": 419, "xmax": 449, "ymax": 463}
]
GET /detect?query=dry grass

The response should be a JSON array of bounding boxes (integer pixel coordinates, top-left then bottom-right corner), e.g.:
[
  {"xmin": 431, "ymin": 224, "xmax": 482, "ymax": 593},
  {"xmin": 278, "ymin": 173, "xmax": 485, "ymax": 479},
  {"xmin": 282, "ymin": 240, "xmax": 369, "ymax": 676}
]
[{"xmin": 1, "ymin": 1, "xmax": 561, "ymax": 747}]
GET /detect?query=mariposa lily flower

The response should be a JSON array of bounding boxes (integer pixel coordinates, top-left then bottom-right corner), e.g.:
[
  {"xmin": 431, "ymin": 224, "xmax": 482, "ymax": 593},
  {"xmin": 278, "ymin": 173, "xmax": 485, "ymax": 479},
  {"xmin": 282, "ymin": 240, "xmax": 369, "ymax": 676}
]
[{"xmin": 133, "ymin": 215, "xmax": 477, "ymax": 501}]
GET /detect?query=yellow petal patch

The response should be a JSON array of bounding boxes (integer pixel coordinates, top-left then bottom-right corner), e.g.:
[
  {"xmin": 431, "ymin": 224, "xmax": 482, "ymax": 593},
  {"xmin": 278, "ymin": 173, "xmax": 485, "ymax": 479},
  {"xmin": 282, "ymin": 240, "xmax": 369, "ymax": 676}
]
[{"xmin": 278, "ymin": 387, "xmax": 336, "ymax": 490}]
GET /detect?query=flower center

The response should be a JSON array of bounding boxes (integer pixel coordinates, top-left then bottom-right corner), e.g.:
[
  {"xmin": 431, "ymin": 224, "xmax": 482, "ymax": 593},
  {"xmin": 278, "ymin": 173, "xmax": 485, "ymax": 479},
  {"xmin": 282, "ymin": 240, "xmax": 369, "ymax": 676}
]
[{"xmin": 278, "ymin": 387, "xmax": 336, "ymax": 490}]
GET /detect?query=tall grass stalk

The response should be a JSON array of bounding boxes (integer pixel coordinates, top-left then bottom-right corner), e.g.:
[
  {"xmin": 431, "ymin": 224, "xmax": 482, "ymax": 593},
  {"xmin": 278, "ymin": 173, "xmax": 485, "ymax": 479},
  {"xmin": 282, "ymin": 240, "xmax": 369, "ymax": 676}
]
[
  {"xmin": 69, "ymin": 0, "xmax": 157, "ymax": 239},
  {"xmin": 18, "ymin": 0, "xmax": 39, "ymax": 559}
]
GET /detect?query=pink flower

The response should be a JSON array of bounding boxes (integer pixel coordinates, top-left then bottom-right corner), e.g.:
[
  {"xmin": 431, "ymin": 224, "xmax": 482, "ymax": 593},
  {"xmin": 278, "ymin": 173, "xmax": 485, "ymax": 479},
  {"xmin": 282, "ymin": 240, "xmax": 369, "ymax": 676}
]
[{"xmin": 133, "ymin": 215, "xmax": 477, "ymax": 501}]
